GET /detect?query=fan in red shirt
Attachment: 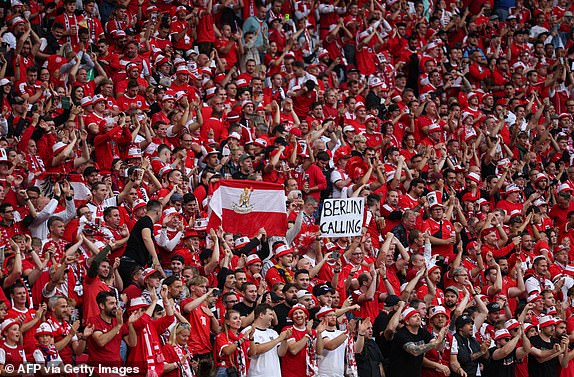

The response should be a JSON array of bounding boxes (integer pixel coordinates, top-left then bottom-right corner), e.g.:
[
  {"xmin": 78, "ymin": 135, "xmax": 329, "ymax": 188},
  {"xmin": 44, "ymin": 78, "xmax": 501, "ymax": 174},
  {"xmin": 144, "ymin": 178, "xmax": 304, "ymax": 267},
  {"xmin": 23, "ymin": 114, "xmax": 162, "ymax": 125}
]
[
  {"xmin": 127, "ymin": 287, "xmax": 175, "ymax": 376},
  {"xmin": 422, "ymin": 191, "xmax": 456, "ymax": 261},
  {"xmin": 6, "ymin": 285, "xmax": 44, "ymax": 358},
  {"xmin": 281, "ymin": 304, "xmax": 322, "ymax": 377},
  {"xmin": 181, "ymin": 276, "xmax": 219, "ymax": 357},
  {"xmin": 86, "ymin": 291, "xmax": 136, "ymax": 368}
]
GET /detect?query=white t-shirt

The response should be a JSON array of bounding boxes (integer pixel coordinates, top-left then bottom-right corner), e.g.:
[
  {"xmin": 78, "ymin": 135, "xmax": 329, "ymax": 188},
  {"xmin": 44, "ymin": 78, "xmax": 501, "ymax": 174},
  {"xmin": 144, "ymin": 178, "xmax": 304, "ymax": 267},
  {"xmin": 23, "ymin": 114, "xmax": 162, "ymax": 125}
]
[
  {"xmin": 33, "ymin": 349, "xmax": 63, "ymax": 368},
  {"xmin": 248, "ymin": 328, "xmax": 282, "ymax": 377},
  {"xmin": 318, "ymin": 329, "xmax": 346, "ymax": 377}
]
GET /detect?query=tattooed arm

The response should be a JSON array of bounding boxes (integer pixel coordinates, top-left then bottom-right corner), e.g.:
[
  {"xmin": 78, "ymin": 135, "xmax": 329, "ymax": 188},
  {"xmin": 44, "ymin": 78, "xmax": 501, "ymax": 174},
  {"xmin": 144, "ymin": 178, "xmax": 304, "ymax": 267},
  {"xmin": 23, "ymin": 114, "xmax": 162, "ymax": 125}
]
[{"xmin": 402, "ymin": 340, "xmax": 438, "ymax": 356}]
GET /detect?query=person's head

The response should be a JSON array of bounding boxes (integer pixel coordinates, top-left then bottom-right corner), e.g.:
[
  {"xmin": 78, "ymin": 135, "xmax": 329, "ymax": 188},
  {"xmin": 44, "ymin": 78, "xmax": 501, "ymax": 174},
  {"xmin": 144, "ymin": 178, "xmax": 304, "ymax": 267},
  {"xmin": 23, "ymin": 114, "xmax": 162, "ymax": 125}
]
[
  {"xmin": 283, "ymin": 283, "xmax": 299, "ymax": 306},
  {"xmin": 291, "ymin": 269, "xmax": 310, "ymax": 290},
  {"xmin": 103, "ymin": 206, "xmax": 121, "ymax": 228},
  {"xmin": 539, "ymin": 317, "xmax": 556, "ymax": 338},
  {"xmin": 241, "ymin": 282, "xmax": 258, "ymax": 304},
  {"xmin": 146, "ymin": 200, "xmax": 163, "ymax": 222},
  {"xmin": 456, "ymin": 314, "xmax": 474, "ymax": 337},
  {"xmin": 254, "ymin": 303, "xmax": 274, "ymax": 327},
  {"xmin": 48, "ymin": 295, "xmax": 69, "ymax": 321},
  {"xmin": 47, "ymin": 216, "xmax": 65, "ymax": 238},
  {"xmin": 444, "ymin": 287, "xmax": 458, "ymax": 309},
  {"xmin": 163, "ymin": 275, "xmax": 183, "ymax": 299},
  {"xmin": 189, "ymin": 276, "xmax": 208, "ymax": 298},
  {"xmin": 402, "ymin": 307, "xmax": 422, "ymax": 329},
  {"xmin": 429, "ymin": 306, "xmax": 448, "ymax": 329},
  {"xmin": 169, "ymin": 322, "xmax": 191, "ymax": 346},
  {"xmin": 222, "ymin": 292, "xmax": 239, "ymax": 309},
  {"xmin": 402, "ymin": 210, "xmax": 418, "ymax": 230},
  {"xmin": 1, "ymin": 320, "xmax": 21, "ymax": 343},
  {"xmin": 224, "ymin": 309, "xmax": 242, "ymax": 332},
  {"xmin": 533, "ymin": 256, "xmax": 549, "ymax": 276},
  {"xmin": 96, "ymin": 291, "xmax": 118, "ymax": 318},
  {"xmin": 170, "ymin": 255, "xmax": 185, "ymax": 275}
]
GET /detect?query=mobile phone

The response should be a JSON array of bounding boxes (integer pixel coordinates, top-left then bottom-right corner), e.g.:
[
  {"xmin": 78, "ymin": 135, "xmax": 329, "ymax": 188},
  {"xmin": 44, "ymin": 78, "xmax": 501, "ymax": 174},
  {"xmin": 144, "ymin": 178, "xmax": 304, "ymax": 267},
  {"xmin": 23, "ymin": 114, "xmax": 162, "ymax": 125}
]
[
  {"xmin": 62, "ymin": 97, "xmax": 72, "ymax": 110},
  {"xmin": 0, "ymin": 43, "xmax": 8, "ymax": 57},
  {"xmin": 331, "ymin": 251, "xmax": 340, "ymax": 259}
]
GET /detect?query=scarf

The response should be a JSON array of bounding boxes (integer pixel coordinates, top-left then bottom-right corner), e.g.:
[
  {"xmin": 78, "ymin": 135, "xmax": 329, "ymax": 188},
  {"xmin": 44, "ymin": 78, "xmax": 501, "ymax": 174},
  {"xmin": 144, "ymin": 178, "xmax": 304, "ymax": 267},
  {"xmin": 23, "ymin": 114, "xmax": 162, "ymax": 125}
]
[
  {"xmin": 305, "ymin": 332, "xmax": 319, "ymax": 377},
  {"xmin": 36, "ymin": 343, "xmax": 59, "ymax": 363},
  {"xmin": 174, "ymin": 344, "xmax": 194, "ymax": 377},
  {"xmin": 345, "ymin": 332, "xmax": 357, "ymax": 377},
  {"xmin": 273, "ymin": 264, "xmax": 293, "ymax": 283},
  {"xmin": 226, "ymin": 330, "xmax": 248, "ymax": 377},
  {"xmin": 142, "ymin": 322, "xmax": 165, "ymax": 377}
]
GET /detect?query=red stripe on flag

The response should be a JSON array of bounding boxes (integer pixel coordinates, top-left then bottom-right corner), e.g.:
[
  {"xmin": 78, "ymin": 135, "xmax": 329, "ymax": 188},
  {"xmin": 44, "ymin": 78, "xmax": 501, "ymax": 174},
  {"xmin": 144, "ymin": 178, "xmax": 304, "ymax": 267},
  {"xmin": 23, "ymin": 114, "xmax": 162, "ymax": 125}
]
[
  {"xmin": 219, "ymin": 209, "xmax": 287, "ymax": 237},
  {"xmin": 217, "ymin": 179, "xmax": 285, "ymax": 191}
]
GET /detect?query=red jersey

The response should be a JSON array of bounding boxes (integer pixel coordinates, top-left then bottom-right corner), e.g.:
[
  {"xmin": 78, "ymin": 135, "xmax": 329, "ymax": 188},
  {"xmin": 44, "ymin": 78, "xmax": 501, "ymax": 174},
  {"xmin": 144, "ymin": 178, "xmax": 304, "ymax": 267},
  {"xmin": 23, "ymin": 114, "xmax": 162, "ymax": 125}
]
[
  {"xmin": 181, "ymin": 303, "xmax": 213, "ymax": 354},
  {"xmin": 86, "ymin": 315, "xmax": 129, "ymax": 366},
  {"xmin": 422, "ymin": 217, "xmax": 456, "ymax": 260},
  {"xmin": 282, "ymin": 326, "xmax": 318, "ymax": 377},
  {"xmin": 6, "ymin": 307, "xmax": 38, "ymax": 358}
]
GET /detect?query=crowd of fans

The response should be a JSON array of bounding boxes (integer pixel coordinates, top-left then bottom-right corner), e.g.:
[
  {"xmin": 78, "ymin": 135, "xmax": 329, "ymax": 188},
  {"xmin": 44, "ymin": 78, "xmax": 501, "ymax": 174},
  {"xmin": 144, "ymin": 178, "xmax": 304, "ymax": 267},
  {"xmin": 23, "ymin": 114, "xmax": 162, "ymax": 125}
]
[{"xmin": 0, "ymin": 0, "xmax": 574, "ymax": 376}]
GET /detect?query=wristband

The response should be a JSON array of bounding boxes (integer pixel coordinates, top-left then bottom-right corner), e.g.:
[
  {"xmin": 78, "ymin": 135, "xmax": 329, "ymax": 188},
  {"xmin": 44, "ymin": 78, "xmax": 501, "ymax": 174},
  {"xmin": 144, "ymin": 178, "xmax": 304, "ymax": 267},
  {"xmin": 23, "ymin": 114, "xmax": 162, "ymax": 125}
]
[
  {"xmin": 358, "ymin": 333, "xmax": 365, "ymax": 337},
  {"xmin": 66, "ymin": 196, "xmax": 73, "ymax": 201},
  {"xmin": 53, "ymin": 195, "xmax": 61, "ymax": 201}
]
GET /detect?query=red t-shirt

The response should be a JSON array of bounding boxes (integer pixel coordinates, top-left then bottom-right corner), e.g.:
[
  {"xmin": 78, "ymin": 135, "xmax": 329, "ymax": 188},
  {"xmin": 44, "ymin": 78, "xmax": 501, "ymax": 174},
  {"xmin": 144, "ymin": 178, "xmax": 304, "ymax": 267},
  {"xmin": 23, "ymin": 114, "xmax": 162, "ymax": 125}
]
[
  {"xmin": 282, "ymin": 326, "xmax": 318, "ymax": 377},
  {"xmin": 6, "ymin": 307, "xmax": 38, "ymax": 358},
  {"xmin": 82, "ymin": 276, "xmax": 111, "ymax": 325},
  {"xmin": 180, "ymin": 303, "xmax": 213, "ymax": 355},
  {"xmin": 86, "ymin": 315, "xmax": 129, "ymax": 366}
]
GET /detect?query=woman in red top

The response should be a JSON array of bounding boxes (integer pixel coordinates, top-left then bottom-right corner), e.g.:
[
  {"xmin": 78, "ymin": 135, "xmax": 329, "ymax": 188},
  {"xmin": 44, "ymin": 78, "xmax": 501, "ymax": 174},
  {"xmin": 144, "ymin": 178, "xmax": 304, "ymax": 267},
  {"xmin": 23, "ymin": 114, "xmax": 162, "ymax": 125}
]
[
  {"xmin": 0, "ymin": 319, "xmax": 27, "ymax": 374},
  {"xmin": 213, "ymin": 310, "xmax": 250, "ymax": 377},
  {"xmin": 162, "ymin": 322, "xmax": 195, "ymax": 377},
  {"xmin": 264, "ymin": 41, "xmax": 291, "ymax": 77}
]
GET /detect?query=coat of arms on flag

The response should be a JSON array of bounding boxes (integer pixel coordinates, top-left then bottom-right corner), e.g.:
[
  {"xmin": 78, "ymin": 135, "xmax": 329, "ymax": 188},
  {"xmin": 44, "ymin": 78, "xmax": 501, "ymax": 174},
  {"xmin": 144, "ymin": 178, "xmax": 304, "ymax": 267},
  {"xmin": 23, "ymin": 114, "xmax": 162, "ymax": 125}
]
[
  {"xmin": 207, "ymin": 180, "xmax": 287, "ymax": 237},
  {"xmin": 231, "ymin": 187, "xmax": 255, "ymax": 214}
]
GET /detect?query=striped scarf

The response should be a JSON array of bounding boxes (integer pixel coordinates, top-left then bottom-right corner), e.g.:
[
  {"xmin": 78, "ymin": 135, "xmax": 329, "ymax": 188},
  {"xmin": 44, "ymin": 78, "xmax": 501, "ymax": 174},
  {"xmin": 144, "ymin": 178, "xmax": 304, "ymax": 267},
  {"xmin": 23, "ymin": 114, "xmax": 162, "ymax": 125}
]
[
  {"xmin": 35, "ymin": 343, "xmax": 59, "ymax": 363},
  {"xmin": 345, "ymin": 333, "xmax": 357, "ymax": 377},
  {"xmin": 305, "ymin": 333, "xmax": 319, "ymax": 377}
]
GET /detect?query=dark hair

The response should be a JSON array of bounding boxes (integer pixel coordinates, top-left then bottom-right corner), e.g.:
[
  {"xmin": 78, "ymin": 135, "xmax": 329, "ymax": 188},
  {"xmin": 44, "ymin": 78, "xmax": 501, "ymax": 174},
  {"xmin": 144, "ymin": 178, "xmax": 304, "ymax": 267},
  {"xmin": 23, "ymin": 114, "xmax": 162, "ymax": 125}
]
[
  {"xmin": 103, "ymin": 206, "xmax": 119, "ymax": 219},
  {"xmin": 147, "ymin": 200, "xmax": 162, "ymax": 212},
  {"xmin": 294, "ymin": 269, "xmax": 310, "ymax": 279},
  {"xmin": 240, "ymin": 282, "xmax": 256, "ymax": 292},
  {"xmin": 96, "ymin": 291, "xmax": 115, "ymax": 307},
  {"xmin": 254, "ymin": 303, "xmax": 272, "ymax": 318},
  {"xmin": 163, "ymin": 275, "xmax": 179, "ymax": 287}
]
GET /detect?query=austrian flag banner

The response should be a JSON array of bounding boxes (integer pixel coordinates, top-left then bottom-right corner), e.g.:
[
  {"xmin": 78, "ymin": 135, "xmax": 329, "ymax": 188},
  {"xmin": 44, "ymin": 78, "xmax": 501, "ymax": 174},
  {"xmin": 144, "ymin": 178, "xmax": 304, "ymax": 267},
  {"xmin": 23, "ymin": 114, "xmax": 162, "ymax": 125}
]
[{"xmin": 207, "ymin": 180, "xmax": 288, "ymax": 237}]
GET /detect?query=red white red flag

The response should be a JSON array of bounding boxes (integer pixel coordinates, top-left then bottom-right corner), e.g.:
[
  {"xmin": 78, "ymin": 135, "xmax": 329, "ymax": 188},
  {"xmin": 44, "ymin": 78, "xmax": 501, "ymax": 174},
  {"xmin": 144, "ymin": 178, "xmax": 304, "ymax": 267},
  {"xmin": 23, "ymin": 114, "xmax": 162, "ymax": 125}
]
[{"xmin": 207, "ymin": 180, "xmax": 287, "ymax": 237}]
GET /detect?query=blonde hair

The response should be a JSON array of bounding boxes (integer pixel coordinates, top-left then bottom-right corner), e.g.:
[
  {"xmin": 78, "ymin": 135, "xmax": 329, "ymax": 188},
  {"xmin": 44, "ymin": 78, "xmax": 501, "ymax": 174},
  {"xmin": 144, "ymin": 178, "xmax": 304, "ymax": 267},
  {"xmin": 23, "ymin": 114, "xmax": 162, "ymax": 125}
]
[{"xmin": 168, "ymin": 322, "xmax": 191, "ymax": 345}]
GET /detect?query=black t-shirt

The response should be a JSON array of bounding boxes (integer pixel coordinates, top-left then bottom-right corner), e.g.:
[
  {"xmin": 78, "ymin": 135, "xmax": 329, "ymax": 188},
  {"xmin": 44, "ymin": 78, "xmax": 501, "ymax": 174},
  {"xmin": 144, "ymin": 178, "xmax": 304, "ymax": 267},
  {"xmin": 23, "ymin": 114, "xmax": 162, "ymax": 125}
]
[
  {"xmin": 389, "ymin": 326, "xmax": 433, "ymax": 377},
  {"xmin": 485, "ymin": 347, "xmax": 516, "ymax": 377},
  {"xmin": 356, "ymin": 338, "xmax": 384, "ymax": 377},
  {"xmin": 123, "ymin": 216, "xmax": 154, "ymax": 266},
  {"xmin": 233, "ymin": 301, "xmax": 254, "ymax": 318},
  {"xmin": 528, "ymin": 335, "xmax": 560, "ymax": 377},
  {"xmin": 273, "ymin": 303, "xmax": 293, "ymax": 333},
  {"xmin": 231, "ymin": 171, "xmax": 250, "ymax": 180},
  {"xmin": 373, "ymin": 310, "xmax": 393, "ymax": 358}
]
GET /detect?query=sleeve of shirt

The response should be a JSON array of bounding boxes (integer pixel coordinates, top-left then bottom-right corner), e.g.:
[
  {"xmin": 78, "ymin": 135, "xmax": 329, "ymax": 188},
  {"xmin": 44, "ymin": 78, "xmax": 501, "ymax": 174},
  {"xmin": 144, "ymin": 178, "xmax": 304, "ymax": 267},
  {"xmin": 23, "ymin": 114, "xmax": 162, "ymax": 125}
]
[
  {"xmin": 0, "ymin": 348, "xmax": 5, "ymax": 364},
  {"xmin": 451, "ymin": 336, "xmax": 458, "ymax": 355},
  {"xmin": 524, "ymin": 277, "xmax": 540, "ymax": 294},
  {"xmin": 33, "ymin": 349, "xmax": 46, "ymax": 363}
]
